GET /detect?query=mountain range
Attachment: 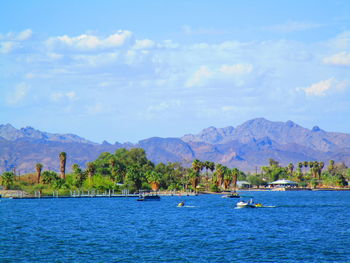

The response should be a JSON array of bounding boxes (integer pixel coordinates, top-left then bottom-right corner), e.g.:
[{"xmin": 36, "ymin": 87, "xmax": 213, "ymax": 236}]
[{"xmin": 1, "ymin": 118, "xmax": 350, "ymax": 174}]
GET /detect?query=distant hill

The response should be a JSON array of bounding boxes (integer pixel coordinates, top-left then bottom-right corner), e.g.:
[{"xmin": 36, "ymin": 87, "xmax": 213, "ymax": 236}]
[{"xmin": 1, "ymin": 118, "xmax": 350, "ymax": 174}]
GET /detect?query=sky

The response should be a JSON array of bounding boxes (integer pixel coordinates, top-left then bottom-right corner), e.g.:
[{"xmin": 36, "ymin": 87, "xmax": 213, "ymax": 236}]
[{"xmin": 1, "ymin": 0, "xmax": 350, "ymax": 143}]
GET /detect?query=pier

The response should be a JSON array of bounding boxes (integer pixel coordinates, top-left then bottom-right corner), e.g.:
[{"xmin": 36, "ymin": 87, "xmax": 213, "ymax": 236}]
[{"xmin": 3, "ymin": 189, "xmax": 198, "ymax": 199}]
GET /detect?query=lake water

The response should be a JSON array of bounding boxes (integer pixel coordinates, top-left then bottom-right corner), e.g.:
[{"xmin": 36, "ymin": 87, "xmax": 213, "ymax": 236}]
[{"xmin": 1, "ymin": 191, "xmax": 349, "ymax": 262}]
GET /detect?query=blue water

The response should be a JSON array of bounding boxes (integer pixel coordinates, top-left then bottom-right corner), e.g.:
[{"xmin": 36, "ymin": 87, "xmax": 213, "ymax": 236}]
[{"xmin": 1, "ymin": 191, "xmax": 349, "ymax": 263}]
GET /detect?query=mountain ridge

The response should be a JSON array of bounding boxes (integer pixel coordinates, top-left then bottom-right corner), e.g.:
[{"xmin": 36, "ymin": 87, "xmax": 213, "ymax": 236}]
[{"xmin": 1, "ymin": 118, "xmax": 349, "ymax": 173}]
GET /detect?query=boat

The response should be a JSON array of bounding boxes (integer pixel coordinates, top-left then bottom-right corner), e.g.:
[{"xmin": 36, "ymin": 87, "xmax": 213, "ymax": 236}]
[
  {"xmin": 222, "ymin": 192, "xmax": 240, "ymax": 198},
  {"xmin": 236, "ymin": 198, "xmax": 257, "ymax": 208},
  {"xmin": 177, "ymin": 201, "xmax": 185, "ymax": 207},
  {"xmin": 137, "ymin": 194, "xmax": 160, "ymax": 201},
  {"xmin": 236, "ymin": 199, "xmax": 270, "ymax": 208},
  {"xmin": 236, "ymin": 200, "xmax": 256, "ymax": 208}
]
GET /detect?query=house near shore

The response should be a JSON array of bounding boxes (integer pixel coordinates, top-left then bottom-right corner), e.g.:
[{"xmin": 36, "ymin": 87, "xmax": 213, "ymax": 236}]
[
  {"xmin": 237, "ymin": 181, "xmax": 251, "ymax": 188},
  {"xmin": 269, "ymin": 179, "xmax": 298, "ymax": 188}
]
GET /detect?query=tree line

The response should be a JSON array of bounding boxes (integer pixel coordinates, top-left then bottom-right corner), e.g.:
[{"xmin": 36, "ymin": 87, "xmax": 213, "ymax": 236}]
[{"xmin": 1, "ymin": 149, "xmax": 349, "ymax": 194}]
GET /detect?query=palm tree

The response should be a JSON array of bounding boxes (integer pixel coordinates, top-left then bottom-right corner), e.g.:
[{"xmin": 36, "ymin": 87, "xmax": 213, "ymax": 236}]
[
  {"xmin": 319, "ymin": 161, "xmax": 325, "ymax": 179},
  {"xmin": 42, "ymin": 171, "xmax": 59, "ymax": 185},
  {"xmin": 86, "ymin": 162, "xmax": 96, "ymax": 178},
  {"xmin": 215, "ymin": 164, "xmax": 226, "ymax": 188},
  {"xmin": 328, "ymin": 160, "xmax": 335, "ymax": 175},
  {"xmin": 288, "ymin": 163, "xmax": 294, "ymax": 175},
  {"xmin": 1, "ymin": 172, "xmax": 15, "ymax": 190},
  {"xmin": 146, "ymin": 171, "xmax": 161, "ymax": 191},
  {"xmin": 231, "ymin": 168, "xmax": 239, "ymax": 191},
  {"xmin": 208, "ymin": 162, "xmax": 215, "ymax": 173},
  {"xmin": 35, "ymin": 163, "xmax": 43, "ymax": 184},
  {"xmin": 188, "ymin": 169, "xmax": 200, "ymax": 190},
  {"xmin": 298, "ymin": 162, "xmax": 303, "ymax": 170},
  {"xmin": 192, "ymin": 159, "xmax": 203, "ymax": 174},
  {"xmin": 223, "ymin": 170, "xmax": 233, "ymax": 190},
  {"xmin": 109, "ymin": 157, "xmax": 117, "ymax": 181},
  {"xmin": 59, "ymin": 152, "xmax": 67, "ymax": 179}
]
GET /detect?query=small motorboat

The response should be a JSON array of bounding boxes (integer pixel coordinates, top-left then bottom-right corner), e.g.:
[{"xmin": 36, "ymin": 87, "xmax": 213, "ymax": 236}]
[
  {"xmin": 137, "ymin": 194, "xmax": 160, "ymax": 201},
  {"xmin": 222, "ymin": 192, "xmax": 240, "ymax": 198},
  {"xmin": 177, "ymin": 201, "xmax": 185, "ymax": 207},
  {"xmin": 236, "ymin": 198, "xmax": 257, "ymax": 208},
  {"xmin": 236, "ymin": 201, "xmax": 256, "ymax": 208}
]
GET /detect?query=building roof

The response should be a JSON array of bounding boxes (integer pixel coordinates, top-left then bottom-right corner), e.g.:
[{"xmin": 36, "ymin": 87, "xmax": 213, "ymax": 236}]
[
  {"xmin": 269, "ymin": 179, "xmax": 298, "ymax": 185},
  {"xmin": 237, "ymin": 181, "xmax": 251, "ymax": 185}
]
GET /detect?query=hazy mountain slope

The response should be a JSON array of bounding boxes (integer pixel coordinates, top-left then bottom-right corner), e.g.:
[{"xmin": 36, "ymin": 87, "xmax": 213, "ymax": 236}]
[
  {"xmin": 1, "ymin": 118, "xmax": 350, "ymax": 173},
  {"xmin": 137, "ymin": 137, "xmax": 195, "ymax": 164},
  {"xmin": 0, "ymin": 124, "xmax": 95, "ymax": 144}
]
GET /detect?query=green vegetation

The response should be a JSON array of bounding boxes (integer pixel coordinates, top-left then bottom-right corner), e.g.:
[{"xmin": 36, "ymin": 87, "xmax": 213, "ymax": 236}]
[{"xmin": 1, "ymin": 150, "xmax": 349, "ymax": 196}]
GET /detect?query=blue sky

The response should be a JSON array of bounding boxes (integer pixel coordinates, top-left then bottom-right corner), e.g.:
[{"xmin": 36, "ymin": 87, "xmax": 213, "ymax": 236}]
[{"xmin": 1, "ymin": 0, "xmax": 350, "ymax": 143}]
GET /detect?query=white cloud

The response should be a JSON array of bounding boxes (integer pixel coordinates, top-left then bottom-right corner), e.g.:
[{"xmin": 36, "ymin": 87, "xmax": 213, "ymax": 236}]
[
  {"xmin": 328, "ymin": 31, "xmax": 350, "ymax": 49},
  {"xmin": 264, "ymin": 21, "xmax": 322, "ymax": 33},
  {"xmin": 16, "ymin": 29, "xmax": 33, "ymax": 41},
  {"xmin": 221, "ymin": 105, "xmax": 235, "ymax": 112},
  {"xmin": 304, "ymin": 78, "xmax": 348, "ymax": 96},
  {"xmin": 219, "ymin": 64, "xmax": 253, "ymax": 75},
  {"xmin": 147, "ymin": 100, "xmax": 182, "ymax": 113},
  {"xmin": 47, "ymin": 52, "xmax": 63, "ymax": 60},
  {"xmin": 133, "ymin": 39, "xmax": 155, "ymax": 49},
  {"xmin": 1, "ymin": 29, "xmax": 33, "ymax": 41},
  {"xmin": 186, "ymin": 64, "xmax": 253, "ymax": 87},
  {"xmin": 186, "ymin": 66, "xmax": 213, "ymax": 87},
  {"xmin": 51, "ymin": 91, "xmax": 77, "ymax": 101},
  {"xmin": 182, "ymin": 25, "xmax": 228, "ymax": 35},
  {"xmin": 323, "ymin": 52, "xmax": 350, "ymax": 66},
  {"xmin": 0, "ymin": 41, "xmax": 16, "ymax": 53},
  {"xmin": 46, "ymin": 30, "xmax": 132, "ymax": 50},
  {"xmin": 7, "ymin": 82, "xmax": 29, "ymax": 105},
  {"xmin": 86, "ymin": 102, "xmax": 109, "ymax": 114},
  {"xmin": 0, "ymin": 29, "xmax": 33, "ymax": 54},
  {"xmin": 73, "ymin": 52, "xmax": 118, "ymax": 66}
]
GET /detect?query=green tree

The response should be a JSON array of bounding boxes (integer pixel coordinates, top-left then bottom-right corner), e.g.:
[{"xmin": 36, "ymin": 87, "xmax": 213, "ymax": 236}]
[
  {"xmin": 72, "ymin": 164, "xmax": 86, "ymax": 188},
  {"xmin": 231, "ymin": 168, "xmax": 239, "ymax": 191},
  {"xmin": 188, "ymin": 169, "xmax": 200, "ymax": 190},
  {"xmin": 35, "ymin": 163, "xmax": 43, "ymax": 184},
  {"xmin": 247, "ymin": 175, "xmax": 264, "ymax": 188},
  {"xmin": 223, "ymin": 169, "xmax": 233, "ymax": 190},
  {"xmin": 192, "ymin": 159, "xmax": 203, "ymax": 174},
  {"xmin": 146, "ymin": 171, "xmax": 162, "ymax": 191},
  {"xmin": 328, "ymin": 160, "xmax": 335, "ymax": 175},
  {"xmin": 1, "ymin": 171, "xmax": 15, "ymax": 190},
  {"xmin": 215, "ymin": 164, "xmax": 226, "ymax": 188},
  {"xmin": 288, "ymin": 163, "xmax": 294, "ymax": 175},
  {"xmin": 125, "ymin": 165, "xmax": 144, "ymax": 190},
  {"xmin": 86, "ymin": 162, "xmax": 96, "ymax": 178},
  {"xmin": 41, "ymin": 171, "xmax": 60, "ymax": 185}
]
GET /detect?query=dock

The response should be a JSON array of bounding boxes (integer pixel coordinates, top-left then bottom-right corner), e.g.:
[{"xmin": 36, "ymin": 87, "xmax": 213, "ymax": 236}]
[{"xmin": 3, "ymin": 189, "xmax": 198, "ymax": 199}]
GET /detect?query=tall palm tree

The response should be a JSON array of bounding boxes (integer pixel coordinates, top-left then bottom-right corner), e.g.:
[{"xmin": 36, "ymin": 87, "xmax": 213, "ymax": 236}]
[
  {"xmin": 215, "ymin": 164, "xmax": 226, "ymax": 188},
  {"xmin": 288, "ymin": 163, "xmax": 294, "ymax": 175},
  {"xmin": 59, "ymin": 152, "xmax": 67, "ymax": 179},
  {"xmin": 146, "ymin": 171, "xmax": 161, "ymax": 191},
  {"xmin": 86, "ymin": 162, "xmax": 96, "ymax": 178},
  {"xmin": 319, "ymin": 161, "xmax": 325, "ymax": 179},
  {"xmin": 192, "ymin": 159, "xmax": 203, "ymax": 174},
  {"xmin": 303, "ymin": 161, "xmax": 308, "ymax": 168},
  {"xmin": 208, "ymin": 162, "xmax": 215, "ymax": 173},
  {"xmin": 223, "ymin": 170, "xmax": 233, "ymax": 190},
  {"xmin": 35, "ymin": 163, "xmax": 43, "ymax": 184},
  {"xmin": 328, "ymin": 160, "xmax": 335, "ymax": 175},
  {"xmin": 231, "ymin": 168, "xmax": 239, "ymax": 191},
  {"xmin": 189, "ymin": 169, "xmax": 200, "ymax": 190},
  {"xmin": 298, "ymin": 162, "xmax": 303, "ymax": 170}
]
